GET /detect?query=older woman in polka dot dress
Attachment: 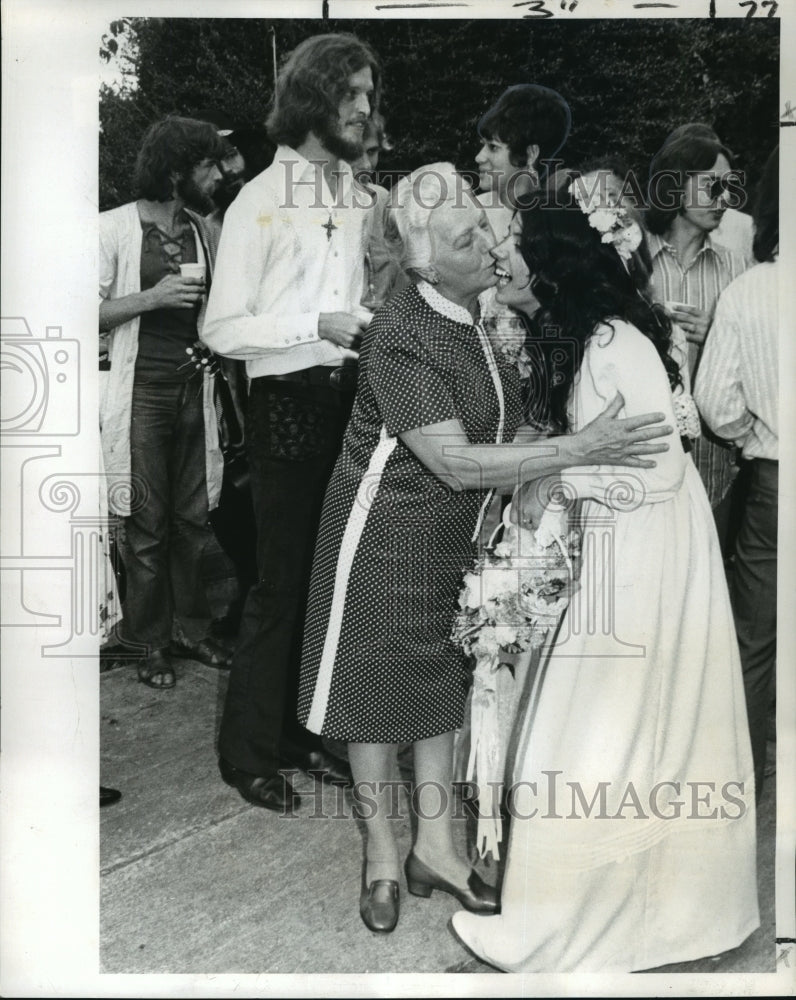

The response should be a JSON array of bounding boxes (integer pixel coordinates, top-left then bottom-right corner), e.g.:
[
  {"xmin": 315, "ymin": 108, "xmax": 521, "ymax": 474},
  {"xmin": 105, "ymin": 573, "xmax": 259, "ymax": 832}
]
[{"xmin": 298, "ymin": 163, "xmax": 674, "ymax": 934}]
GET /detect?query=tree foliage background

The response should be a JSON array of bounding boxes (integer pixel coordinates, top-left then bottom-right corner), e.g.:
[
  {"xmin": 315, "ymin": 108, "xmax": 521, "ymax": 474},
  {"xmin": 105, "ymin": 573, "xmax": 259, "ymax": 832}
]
[{"xmin": 99, "ymin": 16, "xmax": 779, "ymax": 211}]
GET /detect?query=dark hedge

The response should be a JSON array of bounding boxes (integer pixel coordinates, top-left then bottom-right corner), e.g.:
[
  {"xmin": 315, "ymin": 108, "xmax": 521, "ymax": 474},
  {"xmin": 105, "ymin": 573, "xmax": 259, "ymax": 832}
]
[{"xmin": 100, "ymin": 17, "xmax": 779, "ymax": 211}]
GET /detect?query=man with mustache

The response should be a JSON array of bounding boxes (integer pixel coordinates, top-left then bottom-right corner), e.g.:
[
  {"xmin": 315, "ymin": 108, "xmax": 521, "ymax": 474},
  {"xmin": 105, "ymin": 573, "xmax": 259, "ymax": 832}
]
[
  {"xmin": 99, "ymin": 116, "xmax": 226, "ymax": 690},
  {"xmin": 202, "ymin": 33, "xmax": 380, "ymax": 811}
]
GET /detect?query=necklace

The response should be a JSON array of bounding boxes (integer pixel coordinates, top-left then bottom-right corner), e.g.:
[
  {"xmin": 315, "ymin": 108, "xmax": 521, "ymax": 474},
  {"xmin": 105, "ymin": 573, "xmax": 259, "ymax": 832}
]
[{"xmin": 321, "ymin": 213, "xmax": 338, "ymax": 241}]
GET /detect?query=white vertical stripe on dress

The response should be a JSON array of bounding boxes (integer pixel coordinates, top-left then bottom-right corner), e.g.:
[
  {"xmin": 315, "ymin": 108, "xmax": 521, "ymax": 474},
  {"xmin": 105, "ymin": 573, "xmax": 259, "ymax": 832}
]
[
  {"xmin": 471, "ymin": 319, "xmax": 506, "ymax": 543},
  {"xmin": 306, "ymin": 425, "xmax": 398, "ymax": 733}
]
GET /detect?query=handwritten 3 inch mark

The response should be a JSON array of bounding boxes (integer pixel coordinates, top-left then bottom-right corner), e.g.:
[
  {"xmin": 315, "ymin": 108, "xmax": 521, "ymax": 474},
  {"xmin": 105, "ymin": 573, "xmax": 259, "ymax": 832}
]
[{"xmin": 513, "ymin": 0, "xmax": 579, "ymax": 18}]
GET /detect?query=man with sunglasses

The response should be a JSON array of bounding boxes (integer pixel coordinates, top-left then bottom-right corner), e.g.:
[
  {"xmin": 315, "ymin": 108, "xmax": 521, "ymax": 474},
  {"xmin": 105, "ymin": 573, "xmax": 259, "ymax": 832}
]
[
  {"xmin": 659, "ymin": 123, "xmax": 754, "ymax": 264},
  {"xmin": 645, "ymin": 132, "xmax": 748, "ymax": 553}
]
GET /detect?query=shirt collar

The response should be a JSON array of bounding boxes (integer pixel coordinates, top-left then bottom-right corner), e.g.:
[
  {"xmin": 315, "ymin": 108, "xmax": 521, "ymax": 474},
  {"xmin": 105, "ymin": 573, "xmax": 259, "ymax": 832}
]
[
  {"xmin": 417, "ymin": 281, "xmax": 475, "ymax": 326},
  {"xmin": 648, "ymin": 229, "xmax": 726, "ymax": 266},
  {"xmin": 274, "ymin": 144, "xmax": 354, "ymax": 205},
  {"xmin": 646, "ymin": 231, "xmax": 668, "ymax": 261}
]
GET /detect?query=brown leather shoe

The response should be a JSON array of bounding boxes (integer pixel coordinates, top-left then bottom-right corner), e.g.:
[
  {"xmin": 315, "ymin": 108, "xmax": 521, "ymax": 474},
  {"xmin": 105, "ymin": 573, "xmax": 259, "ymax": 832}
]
[
  {"xmin": 405, "ymin": 852, "xmax": 499, "ymax": 913},
  {"xmin": 100, "ymin": 786, "xmax": 122, "ymax": 807},
  {"xmin": 218, "ymin": 757, "xmax": 300, "ymax": 813},
  {"xmin": 280, "ymin": 741, "xmax": 352, "ymax": 786},
  {"xmin": 360, "ymin": 878, "xmax": 400, "ymax": 933}
]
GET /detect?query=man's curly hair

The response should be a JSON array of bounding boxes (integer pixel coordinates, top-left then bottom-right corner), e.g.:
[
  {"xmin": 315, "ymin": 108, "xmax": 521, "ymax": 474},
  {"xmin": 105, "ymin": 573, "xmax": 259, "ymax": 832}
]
[
  {"xmin": 266, "ymin": 33, "xmax": 381, "ymax": 149},
  {"xmin": 134, "ymin": 116, "xmax": 227, "ymax": 202}
]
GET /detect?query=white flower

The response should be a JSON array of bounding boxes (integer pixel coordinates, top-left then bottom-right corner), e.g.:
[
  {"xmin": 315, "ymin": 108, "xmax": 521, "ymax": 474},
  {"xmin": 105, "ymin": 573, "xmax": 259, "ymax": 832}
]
[
  {"xmin": 478, "ymin": 564, "xmax": 513, "ymax": 604},
  {"xmin": 458, "ymin": 570, "xmax": 482, "ymax": 609},
  {"xmin": 534, "ymin": 505, "xmax": 566, "ymax": 548},
  {"xmin": 588, "ymin": 208, "xmax": 616, "ymax": 234},
  {"xmin": 453, "ymin": 513, "xmax": 581, "ymax": 658},
  {"xmin": 570, "ymin": 183, "xmax": 589, "ymax": 212},
  {"xmin": 493, "ymin": 624, "xmax": 521, "ymax": 648},
  {"xmin": 623, "ymin": 221, "xmax": 642, "ymax": 251},
  {"xmin": 474, "ymin": 626, "xmax": 500, "ymax": 658},
  {"xmin": 613, "ymin": 221, "xmax": 643, "ymax": 260}
]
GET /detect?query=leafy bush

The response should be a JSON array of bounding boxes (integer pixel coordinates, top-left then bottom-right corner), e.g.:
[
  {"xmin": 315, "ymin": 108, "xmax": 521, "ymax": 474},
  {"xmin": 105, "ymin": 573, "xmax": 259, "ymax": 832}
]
[{"xmin": 100, "ymin": 17, "xmax": 779, "ymax": 211}]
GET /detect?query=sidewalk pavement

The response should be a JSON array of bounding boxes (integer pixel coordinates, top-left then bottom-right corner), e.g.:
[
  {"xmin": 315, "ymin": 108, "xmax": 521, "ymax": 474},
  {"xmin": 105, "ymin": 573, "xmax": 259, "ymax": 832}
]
[{"xmin": 100, "ymin": 650, "xmax": 777, "ymax": 975}]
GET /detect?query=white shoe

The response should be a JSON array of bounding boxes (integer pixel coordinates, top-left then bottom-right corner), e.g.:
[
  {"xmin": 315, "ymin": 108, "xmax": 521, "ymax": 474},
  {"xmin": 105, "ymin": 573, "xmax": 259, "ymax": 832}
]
[{"xmin": 451, "ymin": 910, "xmax": 505, "ymax": 970}]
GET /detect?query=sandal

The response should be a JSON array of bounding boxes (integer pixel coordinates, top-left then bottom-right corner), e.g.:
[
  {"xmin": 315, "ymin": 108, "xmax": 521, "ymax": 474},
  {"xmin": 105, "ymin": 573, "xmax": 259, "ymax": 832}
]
[
  {"xmin": 169, "ymin": 636, "xmax": 231, "ymax": 669},
  {"xmin": 137, "ymin": 648, "xmax": 176, "ymax": 689}
]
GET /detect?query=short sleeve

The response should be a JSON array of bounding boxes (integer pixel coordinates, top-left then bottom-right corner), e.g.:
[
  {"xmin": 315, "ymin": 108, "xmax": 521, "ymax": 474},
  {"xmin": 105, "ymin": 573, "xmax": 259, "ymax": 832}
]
[{"xmin": 368, "ymin": 320, "xmax": 457, "ymax": 436}]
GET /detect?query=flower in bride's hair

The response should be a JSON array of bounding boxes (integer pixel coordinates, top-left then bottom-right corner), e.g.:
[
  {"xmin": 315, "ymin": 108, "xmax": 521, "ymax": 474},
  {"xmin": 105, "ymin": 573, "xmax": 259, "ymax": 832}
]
[
  {"xmin": 613, "ymin": 219, "xmax": 643, "ymax": 261},
  {"xmin": 588, "ymin": 207, "xmax": 616, "ymax": 234},
  {"xmin": 571, "ymin": 182, "xmax": 589, "ymax": 212},
  {"xmin": 568, "ymin": 179, "xmax": 643, "ymax": 265}
]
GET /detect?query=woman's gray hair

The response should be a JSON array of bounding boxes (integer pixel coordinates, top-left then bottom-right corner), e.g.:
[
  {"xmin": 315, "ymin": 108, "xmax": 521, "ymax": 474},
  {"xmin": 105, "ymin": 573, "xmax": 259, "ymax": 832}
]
[{"xmin": 386, "ymin": 162, "xmax": 466, "ymax": 283}]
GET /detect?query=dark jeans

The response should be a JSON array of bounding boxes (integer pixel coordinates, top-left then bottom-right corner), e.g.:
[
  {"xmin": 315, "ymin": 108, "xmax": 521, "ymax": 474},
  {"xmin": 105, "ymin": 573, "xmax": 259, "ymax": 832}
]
[
  {"xmin": 713, "ymin": 462, "xmax": 750, "ymax": 561},
  {"xmin": 218, "ymin": 376, "xmax": 354, "ymax": 777},
  {"xmin": 209, "ymin": 473, "xmax": 258, "ymax": 617},
  {"xmin": 120, "ymin": 378, "xmax": 211, "ymax": 652},
  {"xmin": 729, "ymin": 458, "xmax": 778, "ymax": 801}
]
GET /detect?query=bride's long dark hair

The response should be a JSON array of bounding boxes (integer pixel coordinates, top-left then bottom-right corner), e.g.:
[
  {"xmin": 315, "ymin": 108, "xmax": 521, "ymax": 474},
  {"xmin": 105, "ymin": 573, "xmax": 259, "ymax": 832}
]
[{"xmin": 518, "ymin": 192, "xmax": 681, "ymax": 433}]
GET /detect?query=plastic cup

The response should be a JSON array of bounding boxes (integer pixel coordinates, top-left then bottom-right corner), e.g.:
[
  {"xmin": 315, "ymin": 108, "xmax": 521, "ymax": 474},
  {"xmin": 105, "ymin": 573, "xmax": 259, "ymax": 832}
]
[
  {"xmin": 179, "ymin": 262, "xmax": 206, "ymax": 282},
  {"xmin": 665, "ymin": 300, "xmax": 690, "ymax": 315}
]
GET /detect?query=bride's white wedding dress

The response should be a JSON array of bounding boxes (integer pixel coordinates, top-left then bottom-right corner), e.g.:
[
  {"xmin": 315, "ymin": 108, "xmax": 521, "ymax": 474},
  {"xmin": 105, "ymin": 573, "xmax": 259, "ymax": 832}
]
[{"xmin": 453, "ymin": 320, "xmax": 759, "ymax": 972}]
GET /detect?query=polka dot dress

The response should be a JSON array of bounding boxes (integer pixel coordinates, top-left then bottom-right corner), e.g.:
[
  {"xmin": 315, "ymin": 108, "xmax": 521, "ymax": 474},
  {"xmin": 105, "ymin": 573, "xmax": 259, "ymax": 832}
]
[{"xmin": 297, "ymin": 282, "xmax": 523, "ymax": 743}]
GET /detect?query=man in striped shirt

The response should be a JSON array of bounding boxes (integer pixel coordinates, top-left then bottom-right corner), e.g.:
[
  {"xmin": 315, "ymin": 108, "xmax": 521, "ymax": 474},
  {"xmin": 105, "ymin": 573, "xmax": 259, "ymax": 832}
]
[
  {"xmin": 694, "ymin": 146, "xmax": 779, "ymax": 800},
  {"xmin": 646, "ymin": 132, "xmax": 748, "ymax": 552}
]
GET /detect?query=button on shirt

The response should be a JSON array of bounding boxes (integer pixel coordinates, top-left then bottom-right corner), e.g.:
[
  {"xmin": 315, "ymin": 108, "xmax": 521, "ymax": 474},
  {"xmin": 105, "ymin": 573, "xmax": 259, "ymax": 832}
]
[
  {"xmin": 648, "ymin": 231, "xmax": 747, "ymax": 506},
  {"xmin": 694, "ymin": 261, "xmax": 778, "ymax": 461},
  {"xmin": 648, "ymin": 231, "xmax": 747, "ymax": 378},
  {"xmin": 202, "ymin": 146, "xmax": 371, "ymax": 378}
]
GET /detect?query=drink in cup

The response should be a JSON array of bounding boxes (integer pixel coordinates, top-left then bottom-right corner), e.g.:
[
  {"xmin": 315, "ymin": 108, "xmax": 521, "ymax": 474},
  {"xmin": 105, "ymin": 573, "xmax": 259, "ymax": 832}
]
[
  {"xmin": 665, "ymin": 300, "xmax": 690, "ymax": 316},
  {"xmin": 179, "ymin": 262, "xmax": 206, "ymax": 283}
]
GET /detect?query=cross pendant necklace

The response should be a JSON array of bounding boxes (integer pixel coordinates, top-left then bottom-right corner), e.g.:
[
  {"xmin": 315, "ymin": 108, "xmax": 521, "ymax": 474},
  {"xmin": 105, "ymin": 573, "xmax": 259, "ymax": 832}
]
[{"xmin": 322, "ymin": 213, "xmax": 338, "ymax": 241}]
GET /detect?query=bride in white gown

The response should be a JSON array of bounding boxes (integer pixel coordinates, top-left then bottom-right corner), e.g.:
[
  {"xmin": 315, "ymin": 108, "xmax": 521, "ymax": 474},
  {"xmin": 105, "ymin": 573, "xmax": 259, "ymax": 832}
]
[{"xmin": 452, "ymin": 189, "xmax": 759, "ymax": 972}]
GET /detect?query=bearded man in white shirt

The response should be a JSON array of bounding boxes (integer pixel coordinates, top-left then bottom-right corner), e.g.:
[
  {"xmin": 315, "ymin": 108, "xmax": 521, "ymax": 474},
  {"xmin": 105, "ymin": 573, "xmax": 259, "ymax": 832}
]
[{"xmin": 202, "ymin": 33, "xmax": 380, "ymax": 812}]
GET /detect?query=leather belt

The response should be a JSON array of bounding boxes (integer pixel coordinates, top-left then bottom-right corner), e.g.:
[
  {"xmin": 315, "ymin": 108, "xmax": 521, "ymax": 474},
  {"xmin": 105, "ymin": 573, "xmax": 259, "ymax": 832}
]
[{"xmin": 264, "ymin": 364, "xmax": 358, "ymax": 392}]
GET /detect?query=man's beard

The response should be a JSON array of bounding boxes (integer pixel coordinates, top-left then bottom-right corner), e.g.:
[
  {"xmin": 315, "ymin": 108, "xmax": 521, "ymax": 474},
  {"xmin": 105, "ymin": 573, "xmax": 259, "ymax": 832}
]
[
  {"xmin": 176, "ymin": 173, "xmax": 216, "ymax": 215},
  {"xmin": 213, "ymin": 176, "xmax": 245, "ymax": 214},
  {"xmin": 316, "ymin": 116, "xmax": 365, "ymax": 163}
]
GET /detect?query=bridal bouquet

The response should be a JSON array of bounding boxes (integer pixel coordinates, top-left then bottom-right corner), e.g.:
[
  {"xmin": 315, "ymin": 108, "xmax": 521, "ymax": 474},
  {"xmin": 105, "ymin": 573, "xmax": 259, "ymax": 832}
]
[{"xmin": 453, "ymin": 505, "xmax": 580, "ymax": 859}]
